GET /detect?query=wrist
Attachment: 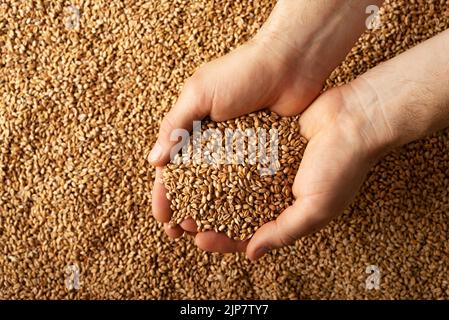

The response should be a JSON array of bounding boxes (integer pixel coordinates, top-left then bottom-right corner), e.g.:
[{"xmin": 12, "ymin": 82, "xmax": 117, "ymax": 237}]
[
  {"xmin": 253, "ymin": 0, "xmax": 383, "ymax": 82},
  {"xmin": 336, "ymin": 81, "xmax": 397, "ymax": 162},
  {"xmin": 344, "ymin": 28, "xmax": 449, "ymax": 153}
]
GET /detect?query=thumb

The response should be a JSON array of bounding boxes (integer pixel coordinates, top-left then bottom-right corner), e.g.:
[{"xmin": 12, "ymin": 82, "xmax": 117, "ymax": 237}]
[
  {"xmin": 148, "ymin": 77, "xmax": 209, "ymax": 167},
  {"xmin": 246, "ymin": 198, "xmax": 331, "ymax": 261}
]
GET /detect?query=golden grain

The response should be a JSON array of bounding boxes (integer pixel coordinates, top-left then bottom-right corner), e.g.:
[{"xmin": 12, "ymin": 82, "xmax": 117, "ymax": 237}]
[{"xmin": 0, "ymin": 0, "xmax": 448, "ymax": 300}]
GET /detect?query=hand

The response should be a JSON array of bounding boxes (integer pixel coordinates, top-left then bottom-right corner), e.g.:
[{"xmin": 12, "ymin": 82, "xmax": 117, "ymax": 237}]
[
  {"xmin": 148, "ymin": 13, "xmax": 351, "ymax": 238},
  {"xmin": 197, "ymin": 27, "xmax": 449, "ymax": 259},
  {"xmin": 150, "ymin": 37, "xmax": 326, "ymax": 239},
  {"xmin": 196, "ymin": 85, "xmax": 392, "ymax": 259},
  {"xmin": 149, "ymin": 0, "xmax": 387, "ymax": 245}
]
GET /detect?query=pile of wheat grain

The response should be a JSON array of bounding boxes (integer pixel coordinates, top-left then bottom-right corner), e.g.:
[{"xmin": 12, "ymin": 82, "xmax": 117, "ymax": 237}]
[
  {"xmin": 164, "ymin": 112, "xmax": 306, "ymax": 240},
  {"xmin": 1, "ymin": 0, "xmax": 449, "ymax": 299}
]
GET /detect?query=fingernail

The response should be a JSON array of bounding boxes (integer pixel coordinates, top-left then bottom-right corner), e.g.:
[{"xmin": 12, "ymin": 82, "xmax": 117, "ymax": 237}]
[
  {"xmin": 253, "ymin": 247, "xmax": 269, "ymax": 260},
  {"xmin": 148, "ymin": 142, "xmax": 162, "ymax": 164}
]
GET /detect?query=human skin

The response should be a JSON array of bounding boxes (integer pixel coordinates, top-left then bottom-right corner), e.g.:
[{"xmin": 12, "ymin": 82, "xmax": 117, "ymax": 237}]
[
  {"xmin": 149, "ymin": 0, "xmax": 384, "ymax": 234},
  {"xmin": 243, "ymin": 28, "xmax": 449, "ymax": 260},
  {"xmin": 148, "ymin": 0, "xmax": 385, "ymax": 163},
  {"xmin": 149, "ymin": 1, "xmax": 449, "ymax": 259}
]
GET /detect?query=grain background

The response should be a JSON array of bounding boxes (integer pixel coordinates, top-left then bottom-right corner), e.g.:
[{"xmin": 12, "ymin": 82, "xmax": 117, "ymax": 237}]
[{"xmin": 1, "ymin": 0, "xmax": 449, "ymax": 299}]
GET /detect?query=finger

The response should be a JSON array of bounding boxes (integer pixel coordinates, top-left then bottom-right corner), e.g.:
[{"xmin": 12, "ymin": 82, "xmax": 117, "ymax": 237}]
[
  {"xmin": 164, "ymin": 223, "xmax": 184, "ymax": 238},
  {"xmin": 152, "ymin": 167, "xmax": 172, "ymax": 223},
  {"xmin": 246, "ymin": 198, "xmax": 331, "ymax": 261},
  {"xmin": 195, "ymin": 231, "xmax": 249, "ymax": 253},
  {"xmin": 148, "ymin": 78, "xmax": 209, "ymax": 167},
  {"xmin": 180, "ymin": 218, "xmax": 198, "ymax": 233}
]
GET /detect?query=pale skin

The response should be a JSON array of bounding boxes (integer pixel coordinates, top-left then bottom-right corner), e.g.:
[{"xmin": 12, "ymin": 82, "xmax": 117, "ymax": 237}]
[{"xmin": 149, "ymin": 0, "xmax": 449, "ymax": 260}]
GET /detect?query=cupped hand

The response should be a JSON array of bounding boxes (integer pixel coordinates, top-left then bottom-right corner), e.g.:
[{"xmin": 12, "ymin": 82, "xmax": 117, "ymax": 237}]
[
  {"xmin": 149, "ymin": 36, "xmax": 328, "ymax": 239},
  {"xmin": 148, "ymin": 0, "xmax": 387, "ymax": 250},
  {"xmin": 195, "ymin": 83, "xmax": 394, "ymax": 260}
]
